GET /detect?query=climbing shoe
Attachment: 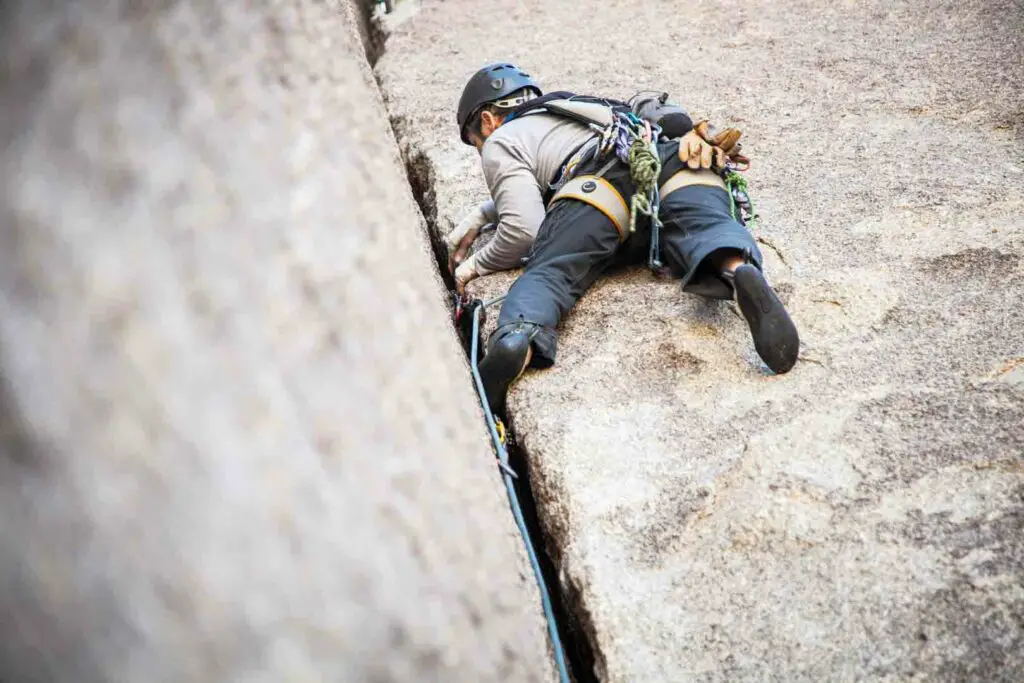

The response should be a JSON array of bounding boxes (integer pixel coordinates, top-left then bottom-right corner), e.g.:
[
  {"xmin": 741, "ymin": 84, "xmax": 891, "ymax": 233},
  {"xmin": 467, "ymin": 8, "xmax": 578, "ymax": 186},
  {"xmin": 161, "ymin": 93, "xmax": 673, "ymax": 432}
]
[
  {"xmin": 731, "ymin": 264, "xmax": 799, "ymax": 373},
  {"xmin": 478, "ymin": 323, "xmax": 536, "ymax": 416}
]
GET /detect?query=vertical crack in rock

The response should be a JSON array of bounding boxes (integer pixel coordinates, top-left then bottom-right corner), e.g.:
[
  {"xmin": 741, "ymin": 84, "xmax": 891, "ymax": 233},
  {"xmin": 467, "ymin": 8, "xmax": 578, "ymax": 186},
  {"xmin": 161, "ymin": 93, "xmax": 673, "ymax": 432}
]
[
  {"xmin": 387, "ymin": 115, "xmax": 456, "ymax": 293},
  {"xmin": 361, "ymin": 8, "xmax": 601, "ymax": 681},
  {"xmin": 507, "ymin": 439, "xmax": 601, "ymax": 683},
  {"xmin": 389, "ymin": 109, "xmax": 600, "ymax": 683},
  {"xmin": 349, "ymin": 0, "xmax": 387, "ymax": 66}
]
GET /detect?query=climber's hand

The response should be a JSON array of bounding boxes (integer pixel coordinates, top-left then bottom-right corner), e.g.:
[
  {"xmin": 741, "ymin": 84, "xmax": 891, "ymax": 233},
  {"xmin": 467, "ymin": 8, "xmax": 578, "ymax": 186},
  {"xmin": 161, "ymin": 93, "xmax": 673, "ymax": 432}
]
[
  {"xmin": 447, "ymin": 201, "xmax": 494, "ymax": 273},
  {"xmin": 454, "ymin": 253, "xmax": 483, "ymax": 295}
]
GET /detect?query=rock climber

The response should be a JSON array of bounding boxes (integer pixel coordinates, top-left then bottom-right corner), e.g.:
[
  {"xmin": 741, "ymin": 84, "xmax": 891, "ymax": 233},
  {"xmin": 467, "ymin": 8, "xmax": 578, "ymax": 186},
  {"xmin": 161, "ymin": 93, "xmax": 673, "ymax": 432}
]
[{"xmin": 448, "ymin": 63, "xmax": 799, "ymax": 415}]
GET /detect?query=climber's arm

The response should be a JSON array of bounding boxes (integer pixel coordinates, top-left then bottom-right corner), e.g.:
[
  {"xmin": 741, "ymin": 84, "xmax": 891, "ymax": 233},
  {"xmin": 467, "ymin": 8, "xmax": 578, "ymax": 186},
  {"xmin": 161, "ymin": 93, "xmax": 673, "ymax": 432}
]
[
  {"xmin": 447, "ymin": 199, "xmax": 496, "ymax": 273},
  {"xmin": 454, "ymin": 136, "xmax": 546, "ymax": 292},
  {"xmin": 475, "ymin": 136, "xmax": 546, "ymax": 272}
]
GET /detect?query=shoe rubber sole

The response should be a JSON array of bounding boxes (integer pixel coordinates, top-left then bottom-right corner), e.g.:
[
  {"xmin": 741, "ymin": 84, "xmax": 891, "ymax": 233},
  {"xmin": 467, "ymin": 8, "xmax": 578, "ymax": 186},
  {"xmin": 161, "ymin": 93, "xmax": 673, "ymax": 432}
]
[{"xmin": 732, "ymin": 265, "xmax": 800, "ymax": 374}]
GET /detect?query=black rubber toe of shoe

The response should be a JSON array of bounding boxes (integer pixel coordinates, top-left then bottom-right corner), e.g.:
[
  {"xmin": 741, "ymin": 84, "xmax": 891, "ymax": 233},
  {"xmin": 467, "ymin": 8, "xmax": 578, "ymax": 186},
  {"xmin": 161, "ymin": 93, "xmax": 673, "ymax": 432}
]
[
  {"xmin": 479, "ymin": 329, "xmax": 533, "ymax": 416},
  {"xmin": 732, "ymin": 264, "xmax": 800, "ymax": 374}
]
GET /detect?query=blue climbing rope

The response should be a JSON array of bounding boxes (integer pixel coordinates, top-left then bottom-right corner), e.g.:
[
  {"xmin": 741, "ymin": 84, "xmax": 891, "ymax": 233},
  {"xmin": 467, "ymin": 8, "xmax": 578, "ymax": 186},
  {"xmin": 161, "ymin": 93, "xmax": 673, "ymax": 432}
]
[{"xmin": 467, "ymin": 295, "xmax": 572, "ymax": 683}]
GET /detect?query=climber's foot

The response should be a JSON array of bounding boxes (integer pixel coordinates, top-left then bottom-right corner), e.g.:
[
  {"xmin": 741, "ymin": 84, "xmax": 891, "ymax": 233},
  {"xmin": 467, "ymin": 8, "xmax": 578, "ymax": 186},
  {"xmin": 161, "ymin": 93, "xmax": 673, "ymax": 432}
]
[
  {"xmin": 479, "ymin": 324, "xmax": 535, "ymax": 416},
  {"xmin": 732, "ymin": 264, "xmax": 799, "ymax": 374}
]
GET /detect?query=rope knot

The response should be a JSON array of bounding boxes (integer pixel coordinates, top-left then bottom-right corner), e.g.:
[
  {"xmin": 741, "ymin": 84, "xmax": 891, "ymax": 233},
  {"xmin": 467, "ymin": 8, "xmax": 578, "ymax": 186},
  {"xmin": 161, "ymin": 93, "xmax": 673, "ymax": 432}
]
[{"xmin": 627, "ymin": 137, "xmax": 661, "ymax": 233}]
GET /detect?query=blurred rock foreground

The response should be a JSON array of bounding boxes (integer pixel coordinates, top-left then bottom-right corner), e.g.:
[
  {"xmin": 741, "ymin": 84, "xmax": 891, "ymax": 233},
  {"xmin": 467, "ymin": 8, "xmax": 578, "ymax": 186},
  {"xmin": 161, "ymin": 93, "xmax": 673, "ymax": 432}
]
[
  {"xmin": 0, "ymin": 1, "xmax": 553, "ymax": 681},
  {"xmin": 0, "ymin": 1, "xmax": 1021, "ymax": 683}
]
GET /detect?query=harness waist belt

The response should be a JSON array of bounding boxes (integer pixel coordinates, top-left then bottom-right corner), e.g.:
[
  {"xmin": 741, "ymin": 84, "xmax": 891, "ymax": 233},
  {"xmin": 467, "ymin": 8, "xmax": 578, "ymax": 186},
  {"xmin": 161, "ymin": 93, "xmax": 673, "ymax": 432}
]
[
  {"xmin": 659, "ymin": 169, "xmax": 727, "ymax": 197},
  {"xmin": 548, "ymin": 175, "xmax": 629, "ymax": 241},
  {"xmin": 545, "ymin": 135, "xmax": 601, "ymax": 202}
]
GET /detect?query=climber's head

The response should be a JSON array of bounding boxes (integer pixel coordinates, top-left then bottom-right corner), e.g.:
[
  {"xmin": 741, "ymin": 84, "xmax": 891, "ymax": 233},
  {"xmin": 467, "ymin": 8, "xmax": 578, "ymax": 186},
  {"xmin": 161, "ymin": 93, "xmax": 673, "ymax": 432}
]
[{"xmin": 457, "ymin": 62, "xmax": 541, "ymax": 151}]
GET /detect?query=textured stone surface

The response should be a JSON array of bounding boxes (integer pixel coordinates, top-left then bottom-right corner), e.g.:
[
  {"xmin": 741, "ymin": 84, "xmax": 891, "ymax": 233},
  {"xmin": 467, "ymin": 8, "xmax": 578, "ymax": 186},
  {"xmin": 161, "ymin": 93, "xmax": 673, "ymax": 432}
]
[
  {"xmin": 375, "ymin": 0, "xmax": 1024, "ymax": 680},
  {"xmin": 0, "ymin": 1, "xmax": 554, "ymax": 681}
]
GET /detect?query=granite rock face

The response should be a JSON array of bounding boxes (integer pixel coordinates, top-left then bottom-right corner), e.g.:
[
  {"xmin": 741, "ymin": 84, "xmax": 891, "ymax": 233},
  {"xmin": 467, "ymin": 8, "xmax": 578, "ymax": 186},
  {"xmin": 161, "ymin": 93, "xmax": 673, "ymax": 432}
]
[
  {"xmin": 375, "ymin": 0, "xmax": 1024, "ymax": 680},
  {"xmin": 0, "ymin": 1, "xmax": 554, "ymax": 681}
]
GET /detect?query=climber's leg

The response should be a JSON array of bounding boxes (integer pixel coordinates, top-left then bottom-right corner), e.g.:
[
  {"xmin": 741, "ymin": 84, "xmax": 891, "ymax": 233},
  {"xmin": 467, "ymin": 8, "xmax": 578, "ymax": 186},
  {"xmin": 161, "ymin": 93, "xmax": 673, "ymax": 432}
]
[
  {"xmin": 479, "ymin": 198, "xmax": 623, "ymax": 415},
  {"xmin": 657, "ymin": 181, "xmax": 799, "ymax": 374},
  {"xmin": 725, "ymin": 261, "xmax": 800, "ymax": 373},
  {"xmin": 709, "ymin": 249, "xmax": 747, "ymax": 274}
]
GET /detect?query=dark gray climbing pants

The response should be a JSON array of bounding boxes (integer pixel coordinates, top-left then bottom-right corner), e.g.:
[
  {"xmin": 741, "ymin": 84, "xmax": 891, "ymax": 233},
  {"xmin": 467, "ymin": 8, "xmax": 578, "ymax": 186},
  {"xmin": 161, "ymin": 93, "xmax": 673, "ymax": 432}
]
[{"xmin": 495, "ymin": 139, "xmax": 763, "ymax": 367}]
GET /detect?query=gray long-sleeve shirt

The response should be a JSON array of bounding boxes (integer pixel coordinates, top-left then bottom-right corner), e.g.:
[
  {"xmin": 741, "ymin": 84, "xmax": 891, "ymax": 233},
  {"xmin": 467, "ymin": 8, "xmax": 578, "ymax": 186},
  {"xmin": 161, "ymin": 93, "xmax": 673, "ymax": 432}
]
[{"xmin": 474, "ymin": 113, "xmax": 596, "ymax": 273}]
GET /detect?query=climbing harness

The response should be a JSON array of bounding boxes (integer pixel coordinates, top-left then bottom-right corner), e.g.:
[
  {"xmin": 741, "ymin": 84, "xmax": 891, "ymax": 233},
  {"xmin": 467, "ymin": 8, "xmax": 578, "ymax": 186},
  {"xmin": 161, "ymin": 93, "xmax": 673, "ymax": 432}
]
[
  {"xmin": 453, "ymin": 293, "xmax": 572, "ymax": 683},
  {"xmin": 529, "ymin": 98, "xmax": 761, "ymax": 272},
  {"xmin": 514, "ymin": 94, "xmax": 759, "ymax": 269},
  {"xmin": 516, "ymin": 96, "xmax": 667, "ymax": 271},
  {"xmin": 548, "ymin": 174, "xmax": 630, "ymax": 240}
]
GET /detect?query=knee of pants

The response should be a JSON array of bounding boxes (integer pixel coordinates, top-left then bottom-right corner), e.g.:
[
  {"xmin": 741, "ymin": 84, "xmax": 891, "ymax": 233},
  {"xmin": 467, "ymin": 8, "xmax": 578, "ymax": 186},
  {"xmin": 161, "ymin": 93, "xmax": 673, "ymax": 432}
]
[
  {"xmin": 490, "ymin": 318, "xmax": 560, "ymax": 370},
  {"xmin": 497, "ymin": 276, "xmax": 568, "ymax": 331},
  {"xmin": 487, "ymin": 322, "xmax": 537, "ymax": 365}
]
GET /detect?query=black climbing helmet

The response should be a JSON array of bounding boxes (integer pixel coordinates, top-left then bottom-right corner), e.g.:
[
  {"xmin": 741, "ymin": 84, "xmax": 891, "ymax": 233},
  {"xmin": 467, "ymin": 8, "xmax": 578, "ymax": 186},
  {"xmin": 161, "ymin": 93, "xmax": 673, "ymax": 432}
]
[{"xmin": 456, "ymin": 62, "xmax": 542, "ymax": 145}]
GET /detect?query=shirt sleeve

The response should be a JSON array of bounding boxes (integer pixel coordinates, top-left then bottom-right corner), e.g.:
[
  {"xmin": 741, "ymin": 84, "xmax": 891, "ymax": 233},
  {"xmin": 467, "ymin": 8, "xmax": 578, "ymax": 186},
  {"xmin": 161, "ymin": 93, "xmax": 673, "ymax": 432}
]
[
  {"xmin": 473, "ymin": 135, "xmax": 547, "ymax": 274},
  {"xmin": 479, "ymin": 198, "xmax": 497, "ymax": 225}
]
